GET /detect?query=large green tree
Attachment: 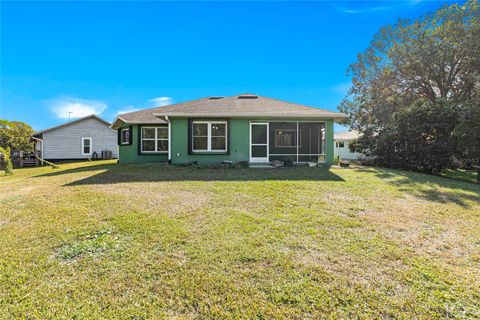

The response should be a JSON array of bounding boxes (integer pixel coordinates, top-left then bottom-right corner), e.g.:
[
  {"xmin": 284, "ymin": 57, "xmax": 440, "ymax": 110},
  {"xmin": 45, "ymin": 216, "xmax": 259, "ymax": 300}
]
[
  {"xmin": 453, "ymin": 85, "xmax": 480, "ymax": 181},
  {"xmin": 0, "ymin": 120, "xmax": 35, "ymax": 153},
  {"xmin": 339, "ymin": 0, "xmax": 480, "ymax": 174}
]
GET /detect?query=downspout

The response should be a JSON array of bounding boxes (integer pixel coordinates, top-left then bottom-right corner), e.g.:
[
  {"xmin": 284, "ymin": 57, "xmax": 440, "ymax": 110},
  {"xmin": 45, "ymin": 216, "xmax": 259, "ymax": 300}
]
[{"xmin": 165, "ymin": 116, "xmax": 172, "ymax": 163}]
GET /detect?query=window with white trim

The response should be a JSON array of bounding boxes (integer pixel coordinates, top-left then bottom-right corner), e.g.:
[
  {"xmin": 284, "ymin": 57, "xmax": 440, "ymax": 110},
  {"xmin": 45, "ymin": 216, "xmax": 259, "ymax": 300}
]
[
  {"xmin": 120, "ymin": 127, "xmax": 131, "ymax": 145},
  {"xmin": 82, "ymin": 137, "xmax": 92, "ymax": 155},
  {"xmin": 192, "ymin": 121, "xmax": 227, "ymax": 152},
  {"xmin": 141, "ymin": 126, "xmax": 168, "ymax": 153}
]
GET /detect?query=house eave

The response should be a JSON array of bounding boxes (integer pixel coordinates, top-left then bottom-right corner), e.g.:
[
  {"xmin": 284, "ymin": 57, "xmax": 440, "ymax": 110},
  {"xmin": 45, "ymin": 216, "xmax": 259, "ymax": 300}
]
[
  {"xmin": 111, "ymin": 116, "xmax": 128, "ymax": 130},
  {"xmin": 152, "ymin": 113, "xmax": 348, "ymax": 120},
  {"xmin": 111, "ymin": 116, "xmax": 169, "ymax": 129}
]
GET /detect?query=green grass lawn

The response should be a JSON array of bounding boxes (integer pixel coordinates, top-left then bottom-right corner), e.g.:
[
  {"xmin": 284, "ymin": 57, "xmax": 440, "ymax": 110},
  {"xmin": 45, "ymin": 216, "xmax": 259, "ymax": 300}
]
[
  {"xmin": 440, "ymin": 168, "xmax": 479, "ymax": 184},
  {"xmin": 1, "ymin": 161, "xmax": 479, "ymax": 319}
]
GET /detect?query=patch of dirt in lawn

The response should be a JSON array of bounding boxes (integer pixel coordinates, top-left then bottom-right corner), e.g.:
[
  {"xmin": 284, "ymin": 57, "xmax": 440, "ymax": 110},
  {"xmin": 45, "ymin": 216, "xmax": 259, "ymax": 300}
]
[
  {"xmin": 359, "ymin": 198, "xmax": 474, "ymax": 251},
  {"xmin": 0, "ymin": 219, "xmax": 9, "ymax": 229},
  {"xmin": 355, "ymin": 196, "xmax": 480, "ymax": 285},
  {"xmin": 290, "ymin": 244, "xmax": 412, "ymax": 302},
  {"xmin": 0, "ymin": 185, "xmax": 35, "ymax": 202},
  {"xmin": 99, "ymin": 183, "xmax": 212, "ymax": 216}
]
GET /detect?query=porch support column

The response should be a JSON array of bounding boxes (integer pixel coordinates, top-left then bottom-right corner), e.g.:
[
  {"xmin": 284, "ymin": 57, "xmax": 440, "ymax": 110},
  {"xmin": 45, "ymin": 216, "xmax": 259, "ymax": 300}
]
[
  {"xmin": 325, "ymin": 119, "xmax": 334, "ymax": 165},
  {"xmin": 166, "ymin": 116, "xmax": 172, "ymax": 163},
  {"xmin": 296, "ymin": 121, "xmax": 299, "ymax": 163}
]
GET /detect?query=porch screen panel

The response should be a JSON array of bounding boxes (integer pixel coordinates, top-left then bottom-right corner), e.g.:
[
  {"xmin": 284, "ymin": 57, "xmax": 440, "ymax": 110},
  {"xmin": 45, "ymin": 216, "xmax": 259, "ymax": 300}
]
[
  {"xmin": 267, "ymin": 122, "xmax": 296, "ymax": 162},
  {"xmin": 252, "ymin": 125, "xmax": 267, "ymax": 144},
  {"xmin": 298, "ymin": 122, "xmax": 326, "ymax": 162},
  {"xmin": 251, "ymin": 145, "xmax": 267, "ymax": 158},
  {"xmin": 268, "ymin": 121, "xmax": 325, "ymax": 162},
  {"xmin": 269, "ymin": 122, "xmax": 298, "ymax": 155}
]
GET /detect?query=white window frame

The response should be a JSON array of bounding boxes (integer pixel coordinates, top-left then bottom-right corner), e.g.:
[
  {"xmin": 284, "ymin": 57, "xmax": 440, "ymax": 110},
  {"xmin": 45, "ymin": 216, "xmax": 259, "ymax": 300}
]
[
  {"xmin": 141, "ymin": 126, "xmax": 169, "ymax": 153},
  {"xmin": 82, "ymin": 137, "xmax": 92, "ymax": 155},
  {"xmin": 120, "ymin": 127, "xmax": 131, "ymax": 145},
  {"xmin": 192, "ymin": 121, "xmax": 228, "ymax": 152},
  {"xmin": 249, "ymin": 122, "xmax": 269, "ymax": 163}
]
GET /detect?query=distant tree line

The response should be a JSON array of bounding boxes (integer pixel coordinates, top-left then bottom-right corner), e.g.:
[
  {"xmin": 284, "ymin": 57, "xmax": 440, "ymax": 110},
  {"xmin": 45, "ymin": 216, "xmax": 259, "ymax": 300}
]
[{"xmin": 339, "ymin": 0, "xmax": 480, "ymax": 180}]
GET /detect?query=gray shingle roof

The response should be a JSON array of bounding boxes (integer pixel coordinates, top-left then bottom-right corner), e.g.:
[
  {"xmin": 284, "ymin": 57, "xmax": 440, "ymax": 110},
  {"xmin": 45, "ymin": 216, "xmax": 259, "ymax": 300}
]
[{"xmin": 112, "ymin": 94, "xmax": 347, "ymax": 128}]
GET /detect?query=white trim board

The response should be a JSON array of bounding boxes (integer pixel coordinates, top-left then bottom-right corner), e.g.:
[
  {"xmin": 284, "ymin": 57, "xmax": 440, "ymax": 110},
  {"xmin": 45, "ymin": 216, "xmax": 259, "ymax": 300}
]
[
  {"xmin": 249, "ymin": 122, "xmax": 269, "ymax": 163},
  {"xmin": 81, "ymin": 137, "xmax": 92, "ymax": 155},
  {"xmin": 191, "ymin": 120, "xmax": 228, "ymax": 153}
]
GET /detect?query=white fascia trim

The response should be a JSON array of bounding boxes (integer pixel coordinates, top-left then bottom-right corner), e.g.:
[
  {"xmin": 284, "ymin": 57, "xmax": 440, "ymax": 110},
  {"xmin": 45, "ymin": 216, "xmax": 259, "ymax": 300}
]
[
  {"xmin": 153, "ymin": 113, "xmax": 348, "ymax": 119},
  {"xmin": 111, "ymin": 116, "xmax": 128, "ymax": 129}
]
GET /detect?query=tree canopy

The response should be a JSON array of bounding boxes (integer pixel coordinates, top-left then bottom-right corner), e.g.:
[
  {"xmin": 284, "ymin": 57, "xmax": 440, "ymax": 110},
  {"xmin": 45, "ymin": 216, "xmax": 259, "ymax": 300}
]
[
  {"xmin": 340, "ymin": 0, "xmax": 480, "ymax": 176},
  {"xmin": 0, "ymin": 120, "xmax": 35, "ymax": 153}
]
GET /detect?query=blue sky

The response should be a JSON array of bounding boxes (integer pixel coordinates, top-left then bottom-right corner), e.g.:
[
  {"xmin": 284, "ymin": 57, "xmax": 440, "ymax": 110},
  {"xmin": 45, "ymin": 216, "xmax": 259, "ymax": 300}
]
[{"xmin": 1, "ymin": 0, "xmax": 452, "ymax": 131}]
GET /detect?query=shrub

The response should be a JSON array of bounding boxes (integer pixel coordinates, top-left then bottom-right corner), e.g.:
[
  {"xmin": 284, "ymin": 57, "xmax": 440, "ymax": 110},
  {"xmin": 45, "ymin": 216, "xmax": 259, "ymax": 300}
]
[
  {"xmin": 363, "ymin": 99, "xmax": 459, "ymax": 173},
  {"xmin": 0, "ymin": 146, "xmax": 13, "ymax": 175},
  {"xmin": 284, "ymin": 158, "xmax": 294, "ymax": 167}
]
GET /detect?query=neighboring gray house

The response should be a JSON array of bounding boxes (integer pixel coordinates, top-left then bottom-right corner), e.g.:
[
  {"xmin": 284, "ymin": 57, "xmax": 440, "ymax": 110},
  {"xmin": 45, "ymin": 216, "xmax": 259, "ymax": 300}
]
[{"xmin": 32, "ymin": 115, "xmax": 118, "ymax": 160}]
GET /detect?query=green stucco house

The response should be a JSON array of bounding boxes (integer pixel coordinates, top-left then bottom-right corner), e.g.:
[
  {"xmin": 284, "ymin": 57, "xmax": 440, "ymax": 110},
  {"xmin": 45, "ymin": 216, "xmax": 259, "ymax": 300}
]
[{"xmin": 111, "ymin": 94, "xmax": 347, "ymax": 165}]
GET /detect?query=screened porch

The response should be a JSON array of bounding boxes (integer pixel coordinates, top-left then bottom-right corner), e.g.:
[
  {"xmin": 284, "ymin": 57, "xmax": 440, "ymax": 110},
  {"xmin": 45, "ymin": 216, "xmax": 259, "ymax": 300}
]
[{"xmin": 250, "ymin": 121, "xmax": 326, "ymax": 163}]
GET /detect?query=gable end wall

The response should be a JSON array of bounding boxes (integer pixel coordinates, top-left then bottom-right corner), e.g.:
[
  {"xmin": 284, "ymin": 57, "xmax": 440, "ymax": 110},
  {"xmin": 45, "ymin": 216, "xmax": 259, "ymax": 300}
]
[{"xmin": 43, "ymin": 117, "xmax": 118, "ymax": 159}]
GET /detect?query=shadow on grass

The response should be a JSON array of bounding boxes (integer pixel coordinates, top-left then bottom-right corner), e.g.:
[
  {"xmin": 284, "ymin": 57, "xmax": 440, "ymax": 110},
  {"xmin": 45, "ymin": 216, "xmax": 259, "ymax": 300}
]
[
  {"xmin": 34, "ymin": 162, "xmax": 345, "ymax": 185},
  {"xmin": 357, "ymin": 167, "xmax": 480, "ymax": 208},
  {"xmin": 440, "ymin": 169, "xmax": 478, "ymax": 184}
]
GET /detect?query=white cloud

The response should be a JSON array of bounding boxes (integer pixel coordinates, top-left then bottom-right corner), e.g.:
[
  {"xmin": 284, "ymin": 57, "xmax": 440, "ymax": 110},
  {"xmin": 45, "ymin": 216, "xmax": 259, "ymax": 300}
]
[
  {"xmin": 117, "ymin": 105, "xmax": 140, "ymax": 115},
  {"xmin": 50, "ymin": 97, "xmax": 107, "ymax": 120},
  {"xmin": 334, "ymin": 0, "xmax": 423, "ymax": 14},
  {"xmin": 149, "ymin": 96, "xmax": 174, "ymax": 107}
]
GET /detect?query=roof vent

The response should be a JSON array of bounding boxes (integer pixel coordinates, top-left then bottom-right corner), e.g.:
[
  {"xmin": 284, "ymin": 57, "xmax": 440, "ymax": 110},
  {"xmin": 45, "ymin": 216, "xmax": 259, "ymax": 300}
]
[
  {"xmin": 208, "ymin": 96, "xmax": 224, "ymax": 100},
  {"xmin": 238, "ymin": 94, "xmax": 258, "ymax": 99}
]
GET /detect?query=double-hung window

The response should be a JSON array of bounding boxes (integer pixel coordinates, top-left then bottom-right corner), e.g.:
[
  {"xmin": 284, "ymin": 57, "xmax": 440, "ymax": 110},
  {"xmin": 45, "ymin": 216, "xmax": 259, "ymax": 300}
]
[
  {"xmin": 82, "ymin": 137, "xmax": 92, "ymax": 155},
  {"xmin": 192, "ymin": 121, "xmax": 227, "ymax": 152},
  {"xmin": 141, "ymin": 126, "xmax": 168, "ymax": 153},
  {"xmin": 120, "ymin": 127, "xmax": 131, "ymax": 145}
]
